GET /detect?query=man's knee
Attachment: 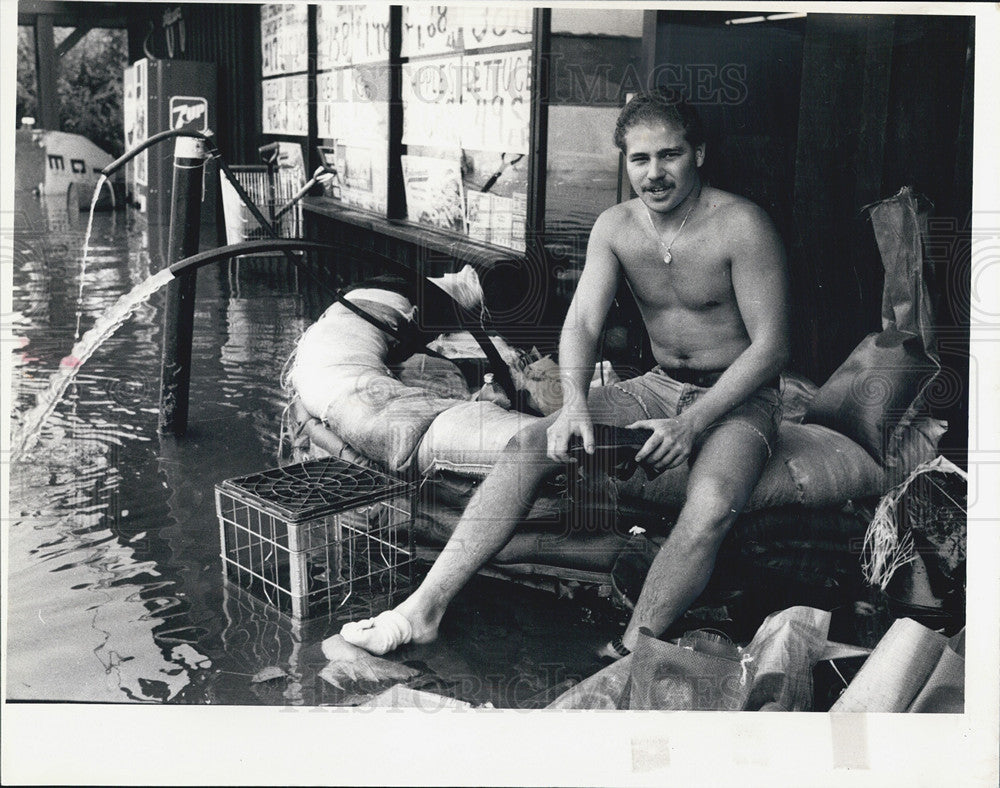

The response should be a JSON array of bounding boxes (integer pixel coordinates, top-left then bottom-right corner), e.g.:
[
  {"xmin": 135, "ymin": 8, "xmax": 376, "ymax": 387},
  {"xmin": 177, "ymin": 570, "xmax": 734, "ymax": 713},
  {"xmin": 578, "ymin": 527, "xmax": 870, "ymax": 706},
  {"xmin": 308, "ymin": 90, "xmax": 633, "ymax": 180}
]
[{"xmin": 676, "ymin": 476, "xmax": 744, "ymax": 544}]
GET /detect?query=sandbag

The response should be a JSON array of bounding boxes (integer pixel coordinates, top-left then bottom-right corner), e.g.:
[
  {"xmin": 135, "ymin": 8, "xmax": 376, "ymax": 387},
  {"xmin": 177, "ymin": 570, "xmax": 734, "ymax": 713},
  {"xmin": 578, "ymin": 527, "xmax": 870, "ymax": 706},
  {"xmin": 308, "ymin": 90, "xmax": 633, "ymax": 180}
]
[
  {"xmin": 613, "ymin": 421, "xmax": 885, "ymax": 513},
  {"xmin": 391, "ymin": 353, "xmax": 470, "ymax": 400},
  {"xmin": 290, "ymin": 296, "xmax": 469, "ymax": 472},
  {"xmin": 741, "ymin": 606, "xmax": 836, "ymax": 711},
  {"xmin": 805, "ymin": 187, "xmax": 941, "ymax": 463},
  {"xmin": 629, "ymin": 629, "xmax": 755, "ymax": 711},
  {"xmin": 779, "ymin": 370, "xmax": 820, "ymax": 424},
  {"xmin": 415, "ymin": 401, "xmax": 537, "ymax": 476},
  {"xmin": 415, "ymin": 379, "xmax": 884, "ymax": 510},
  {"xmin": 803, "ymin": 329, "xmax": 937, "ymax": 463}
]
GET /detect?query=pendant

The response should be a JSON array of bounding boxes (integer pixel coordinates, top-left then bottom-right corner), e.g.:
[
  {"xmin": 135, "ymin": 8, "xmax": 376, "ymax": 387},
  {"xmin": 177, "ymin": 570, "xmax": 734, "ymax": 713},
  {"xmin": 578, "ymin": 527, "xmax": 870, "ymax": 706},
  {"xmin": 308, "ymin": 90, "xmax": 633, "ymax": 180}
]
[{"xmin": 662, "ymin": 250, "xmax": 672, "ymax": 265}]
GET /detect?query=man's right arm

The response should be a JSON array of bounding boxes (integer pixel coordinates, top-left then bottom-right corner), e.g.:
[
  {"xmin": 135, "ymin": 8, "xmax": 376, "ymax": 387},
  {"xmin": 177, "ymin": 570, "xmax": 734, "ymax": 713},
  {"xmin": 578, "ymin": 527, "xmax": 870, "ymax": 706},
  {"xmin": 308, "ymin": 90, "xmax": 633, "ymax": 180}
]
[{"xmin": 546, "ymin": 208, "xmax": 622, "ymax": 461}]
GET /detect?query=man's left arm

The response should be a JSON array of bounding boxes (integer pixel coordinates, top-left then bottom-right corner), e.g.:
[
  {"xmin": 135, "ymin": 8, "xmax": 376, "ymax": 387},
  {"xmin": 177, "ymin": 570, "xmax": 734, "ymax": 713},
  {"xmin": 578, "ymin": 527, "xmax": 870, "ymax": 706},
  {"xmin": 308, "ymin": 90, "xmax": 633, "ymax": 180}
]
[{"xmin": 633, "ymin": 202, "xmax": 790, "ymax": 470}]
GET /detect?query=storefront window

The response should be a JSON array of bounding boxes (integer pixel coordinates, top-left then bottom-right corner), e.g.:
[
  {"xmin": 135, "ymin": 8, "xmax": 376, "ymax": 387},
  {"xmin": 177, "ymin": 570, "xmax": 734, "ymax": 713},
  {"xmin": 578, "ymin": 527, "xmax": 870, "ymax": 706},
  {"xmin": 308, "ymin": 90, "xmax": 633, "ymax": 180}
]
[
  {"xmin": 316, "ymin": 3, "xmax": 390, "ymax": 213},
  {"xmin": 260, "ymin": 3, "xmax": 310, "ymax": 136},
  {"xmin": 545, "ymin": 9, "xmax": 643, "ymax": 270},
  {"xmin": 400, "ymin": 6, "xmax": 533, "ymax": 250}
]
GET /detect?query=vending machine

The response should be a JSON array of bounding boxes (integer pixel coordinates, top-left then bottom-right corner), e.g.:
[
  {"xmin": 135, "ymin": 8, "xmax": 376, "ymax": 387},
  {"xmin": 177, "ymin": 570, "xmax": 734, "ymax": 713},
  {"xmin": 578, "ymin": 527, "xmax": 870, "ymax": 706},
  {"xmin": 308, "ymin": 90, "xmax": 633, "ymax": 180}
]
[{"xmin": 123, "ymin": 58, "xmax": 218, "ymax": 228}]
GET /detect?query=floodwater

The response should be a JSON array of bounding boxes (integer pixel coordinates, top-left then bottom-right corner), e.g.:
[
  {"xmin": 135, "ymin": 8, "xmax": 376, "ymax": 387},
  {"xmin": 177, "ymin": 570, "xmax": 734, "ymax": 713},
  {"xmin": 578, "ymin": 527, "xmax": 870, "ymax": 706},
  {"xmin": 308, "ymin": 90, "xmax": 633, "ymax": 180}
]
[{"xmin": 5, "ymin": 190, "xmax": 620, "ymax": 707}]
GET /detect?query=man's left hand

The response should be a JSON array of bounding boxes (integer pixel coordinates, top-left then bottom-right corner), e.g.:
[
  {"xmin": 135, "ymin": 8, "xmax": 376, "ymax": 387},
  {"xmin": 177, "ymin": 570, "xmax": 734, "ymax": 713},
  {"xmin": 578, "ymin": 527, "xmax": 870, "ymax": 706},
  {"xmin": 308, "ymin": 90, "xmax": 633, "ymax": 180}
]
[{"xmin": 627, "ymin": 415, "xmax": 699, "ymax": 471}]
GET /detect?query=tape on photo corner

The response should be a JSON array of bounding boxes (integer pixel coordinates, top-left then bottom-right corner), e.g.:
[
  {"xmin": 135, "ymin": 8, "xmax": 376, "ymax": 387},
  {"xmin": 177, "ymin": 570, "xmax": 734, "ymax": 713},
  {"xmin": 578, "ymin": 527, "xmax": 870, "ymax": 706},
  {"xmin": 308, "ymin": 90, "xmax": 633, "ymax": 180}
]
[{"xmin": 829, "ymin": 713, "xmax": 871, "ymax": 771}]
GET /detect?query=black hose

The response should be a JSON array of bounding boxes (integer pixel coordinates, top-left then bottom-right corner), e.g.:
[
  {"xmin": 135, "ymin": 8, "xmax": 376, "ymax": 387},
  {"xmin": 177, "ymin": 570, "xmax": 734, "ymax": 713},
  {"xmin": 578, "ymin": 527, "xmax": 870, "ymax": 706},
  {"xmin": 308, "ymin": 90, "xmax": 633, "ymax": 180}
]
[
  {"xmin": 101, "ymin": 129, "xmax": 214, "ymax": 177},
  {"xmin": 142, "ymin": 24, "xmax": 161, "ymax": 61},
  {"xmin": 165, "ymin": 239, "xmax": 420, "ymax": 353},
  {"xmin": 166, "ymin": 239, "xmax": 333, "ymax": 277},
  {"xmin": 104, "ymin": 132, "xmax": 524, "ymax": 407},
  {"xmin": 164, "ymin": 239, "xmax": 524, "ymax": 409},
  {"xmin": 104, "ymin": 128, "xmax": 287, "ymax": 249}
]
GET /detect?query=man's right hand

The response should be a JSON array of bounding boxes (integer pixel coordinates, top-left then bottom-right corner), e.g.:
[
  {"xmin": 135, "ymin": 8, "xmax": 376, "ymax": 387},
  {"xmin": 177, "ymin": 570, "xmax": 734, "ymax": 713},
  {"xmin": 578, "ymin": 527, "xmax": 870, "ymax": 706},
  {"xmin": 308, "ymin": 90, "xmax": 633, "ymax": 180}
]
[{"xmin": 546, "ymin": 407, "xmax": 594, "ymax": 463}]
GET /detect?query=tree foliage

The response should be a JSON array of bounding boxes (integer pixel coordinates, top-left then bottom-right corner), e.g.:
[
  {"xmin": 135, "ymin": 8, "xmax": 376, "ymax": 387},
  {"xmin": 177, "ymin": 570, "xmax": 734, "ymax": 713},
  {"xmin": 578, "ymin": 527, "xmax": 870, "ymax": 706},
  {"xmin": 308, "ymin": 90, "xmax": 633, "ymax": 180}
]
[{"xmin": 17, "ymin": 26, "xmax": 128, "ymax": 156}]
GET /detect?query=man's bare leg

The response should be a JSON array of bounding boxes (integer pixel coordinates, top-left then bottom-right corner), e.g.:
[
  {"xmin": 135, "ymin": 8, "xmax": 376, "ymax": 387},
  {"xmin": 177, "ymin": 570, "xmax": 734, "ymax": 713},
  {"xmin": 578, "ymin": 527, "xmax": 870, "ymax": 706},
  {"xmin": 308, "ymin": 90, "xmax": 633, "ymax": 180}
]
[
  {"xmin": 332, "ymin": 384, "xmax": 650, "ymax": 656},
  {"xmin": 328, "ymin": 412, "xmax": 563, "ymax": 656},
  {"xmin": 619, "ymin": 423, "xmax": 770, "ymax": 651},
  {"xmin": 390, "ymin": 419, "xmax": 559, "ymax": 643}
]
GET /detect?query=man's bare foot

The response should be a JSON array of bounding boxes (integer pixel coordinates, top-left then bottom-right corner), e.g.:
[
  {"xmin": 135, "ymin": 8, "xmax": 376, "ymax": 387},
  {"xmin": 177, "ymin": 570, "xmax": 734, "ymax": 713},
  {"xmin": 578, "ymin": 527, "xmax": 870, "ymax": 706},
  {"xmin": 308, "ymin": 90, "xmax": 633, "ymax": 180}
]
[{"xmin": 392, "ymin": 594, "xmax": 442, "ymax": 645}]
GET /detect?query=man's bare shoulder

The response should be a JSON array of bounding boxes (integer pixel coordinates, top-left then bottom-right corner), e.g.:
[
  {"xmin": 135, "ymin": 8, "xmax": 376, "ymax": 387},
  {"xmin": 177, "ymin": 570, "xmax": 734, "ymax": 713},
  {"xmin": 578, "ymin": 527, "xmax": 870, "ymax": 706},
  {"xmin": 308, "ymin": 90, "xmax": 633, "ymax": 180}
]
[
  {"xmin": 698, "ymin": 188, "xmax": 785, "ymax": 270},
  {"xmin": 589, "ymin": 201, "xmax": 641, "ymax": 250},
  {"xmin": 595, "ymin": 200, "xmax": 639, "ymax": 228},
  {"xmin": 699, "ymin": 188, "xmax": 780, "ymax": 251},
  {"xmin": 700, "ymin": 187, "xmax": 772, "ymax": 225}
]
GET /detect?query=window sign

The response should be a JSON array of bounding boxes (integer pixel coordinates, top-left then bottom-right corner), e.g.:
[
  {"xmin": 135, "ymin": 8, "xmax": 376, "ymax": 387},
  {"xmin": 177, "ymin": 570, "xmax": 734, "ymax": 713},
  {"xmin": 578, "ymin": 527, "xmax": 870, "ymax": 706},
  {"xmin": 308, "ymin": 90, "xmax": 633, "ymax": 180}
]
[
  {"xmin": 317, "ymin": 3, "xmax": 355, "ymax": 69},
  {"xmin": 261, "ymin": 3, "xmax": 309, "ymax": 136},
  {"xmin": 402, "ymin": 57, "xmax": 462, "ymax": 148},
  {"xmin": 261, "ymin": 3, "xmax": 308, "ymax": 77},
  {"xmin": 400, "ymin": 6, "xmax": 533, "ymax": 250},
  {"xmin": 401, "ymin": 155, "xmax": 467, "ymax": 232},
  {"xmin": 262, "ymin": 75, "xmax": 309, "ymax": 136},
  {"xmin": 460, "ymin": 7, "xmax": 532, "ymax": 50},
  {"xmin": 334, "ymin": 64, "xmax": 390, "ymax": 145},
  {"xmin": 316, "ymin": 4, "xmax": 391, "ymax": 214},
  {"xmin": 318, "ymin": 3, "xmax": 392, "ymax": 67},
  {"xmin": 311, "ymin": 5, "xmax": 533, "ymax": 244},
  {"xmin": 459, "ymin": 49, "xmax": 532, "ymax": 154},
  {"xmin": 348, "ymin": 4, "xmax": 392, "ymax": 64},
  {"xmin": 316, "ymin": 69, "xmax": 350, "ymax": 140},
  {"xmin": 401, "ymin": 5, "xmax": 463, "ymax": 57},
  {"xmin": 466, "ymin": 191, "xmax": 527, "ymax": 249},
  {"xmin": 401, "ymin": 6, "xmax": 532, "ymax": 56},
  {"xmin": 336, "ymin": 146, "xmax": 387, "ymax": 214},
  {"xmin": 316, "ymin": 64, "xmax": 391, "ymax": 145}
]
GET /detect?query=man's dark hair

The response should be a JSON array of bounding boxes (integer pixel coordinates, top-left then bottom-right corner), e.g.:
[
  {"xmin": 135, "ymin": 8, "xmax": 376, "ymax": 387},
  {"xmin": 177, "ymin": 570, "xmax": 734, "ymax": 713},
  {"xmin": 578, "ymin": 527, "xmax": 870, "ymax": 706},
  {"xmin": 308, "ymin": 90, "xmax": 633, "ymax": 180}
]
[{"xmin": 613, "ymin": 89, "xmax": 706, "ymax": 152}]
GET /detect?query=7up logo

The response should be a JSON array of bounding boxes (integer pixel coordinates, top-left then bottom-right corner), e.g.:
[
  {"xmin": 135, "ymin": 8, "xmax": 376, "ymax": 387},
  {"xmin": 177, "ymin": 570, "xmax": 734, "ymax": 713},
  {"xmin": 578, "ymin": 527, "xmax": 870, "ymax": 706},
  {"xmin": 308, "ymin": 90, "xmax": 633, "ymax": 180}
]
[{"xmin": 170, "ymin": 96, "xmax": 208, "ymax": 131}]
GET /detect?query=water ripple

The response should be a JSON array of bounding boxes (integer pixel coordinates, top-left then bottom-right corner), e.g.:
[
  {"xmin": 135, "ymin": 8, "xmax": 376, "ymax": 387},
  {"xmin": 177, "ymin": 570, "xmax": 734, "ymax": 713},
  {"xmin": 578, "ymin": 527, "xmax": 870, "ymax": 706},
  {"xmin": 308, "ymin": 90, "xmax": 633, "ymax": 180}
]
[{"xmin": 8, "ymin": 198, "xmax": 321, "ymax": 703}]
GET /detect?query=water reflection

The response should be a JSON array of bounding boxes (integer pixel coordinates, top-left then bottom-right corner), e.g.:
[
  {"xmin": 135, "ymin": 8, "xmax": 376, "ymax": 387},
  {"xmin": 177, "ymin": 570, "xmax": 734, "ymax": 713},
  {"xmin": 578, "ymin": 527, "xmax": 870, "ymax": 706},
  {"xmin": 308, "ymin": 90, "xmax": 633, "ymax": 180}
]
[
  {"xmin": 219, "ymin": 266, "xmax": 307, "ymax": 456},
  {"xmin": 7, "ymin": 192, "xmax": 315, "ymax": 703},
  {"xmin": 7, "ymin": 430, "xmax": 196, "ymax": 702},
  {"xmin": 7, "ymin": 190, "xmax": 618, "ymax": 708}
]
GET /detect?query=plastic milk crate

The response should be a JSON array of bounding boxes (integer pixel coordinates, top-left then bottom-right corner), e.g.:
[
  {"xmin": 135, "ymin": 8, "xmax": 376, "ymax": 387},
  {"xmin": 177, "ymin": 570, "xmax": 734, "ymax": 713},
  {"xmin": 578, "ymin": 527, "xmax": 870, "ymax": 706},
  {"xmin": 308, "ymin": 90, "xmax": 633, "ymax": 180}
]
[{"xmin": 215, "ymin": 458, "xmax": 415, "ymax": 620}]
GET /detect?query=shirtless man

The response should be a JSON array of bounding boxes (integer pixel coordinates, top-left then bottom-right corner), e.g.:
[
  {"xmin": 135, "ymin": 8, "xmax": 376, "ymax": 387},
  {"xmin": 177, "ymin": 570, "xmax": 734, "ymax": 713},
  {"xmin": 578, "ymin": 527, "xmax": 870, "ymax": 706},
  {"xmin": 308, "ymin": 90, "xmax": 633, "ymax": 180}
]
[{"xmin": 329, "ymin": 90, "xmax": 790, "ymax": 659}]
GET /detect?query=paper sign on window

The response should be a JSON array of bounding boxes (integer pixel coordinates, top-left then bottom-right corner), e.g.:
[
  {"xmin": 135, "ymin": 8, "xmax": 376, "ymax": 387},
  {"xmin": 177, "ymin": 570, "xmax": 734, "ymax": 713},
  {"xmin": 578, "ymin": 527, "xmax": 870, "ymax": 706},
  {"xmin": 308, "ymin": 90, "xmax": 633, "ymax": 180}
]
[{"xmin": 459, "ymin": 50, "xmax": 532, "ymax": 154}]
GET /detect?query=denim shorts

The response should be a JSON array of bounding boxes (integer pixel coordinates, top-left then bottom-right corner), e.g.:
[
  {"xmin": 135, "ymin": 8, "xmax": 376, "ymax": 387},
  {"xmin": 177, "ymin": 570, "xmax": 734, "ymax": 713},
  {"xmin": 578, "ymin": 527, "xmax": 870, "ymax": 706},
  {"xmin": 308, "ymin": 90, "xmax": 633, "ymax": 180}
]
[{"xmin": 586, "ymin": 367, "xmax": 783, "ymax": 459}]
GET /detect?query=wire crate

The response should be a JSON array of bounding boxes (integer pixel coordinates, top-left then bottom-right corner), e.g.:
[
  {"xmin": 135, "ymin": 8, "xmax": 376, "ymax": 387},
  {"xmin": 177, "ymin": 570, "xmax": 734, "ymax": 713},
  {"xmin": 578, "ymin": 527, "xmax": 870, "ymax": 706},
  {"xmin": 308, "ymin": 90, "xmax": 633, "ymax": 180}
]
[
  {"xmin": 215, "ymin": 458, "xmax": 415, "ymax": 620},
  {"xmin": 220, "ymin": 164, "xmax": 303, "ymax": 246}
]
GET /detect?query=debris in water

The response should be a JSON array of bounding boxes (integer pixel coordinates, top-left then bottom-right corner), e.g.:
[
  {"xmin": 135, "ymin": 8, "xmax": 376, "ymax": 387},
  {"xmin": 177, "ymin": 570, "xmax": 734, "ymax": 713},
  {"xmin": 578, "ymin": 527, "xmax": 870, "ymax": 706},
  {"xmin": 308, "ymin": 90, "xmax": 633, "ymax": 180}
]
[
  {"xmin": 251, "ymin": 666, "xmax": 289, "ymax": 684},
  {"xmin": 361, "ymin": 685, "xmax": 471, "ymax": 709},
  {"xmin": 320, "ymin": 635, "xmax": 420, "ymax": 690}
]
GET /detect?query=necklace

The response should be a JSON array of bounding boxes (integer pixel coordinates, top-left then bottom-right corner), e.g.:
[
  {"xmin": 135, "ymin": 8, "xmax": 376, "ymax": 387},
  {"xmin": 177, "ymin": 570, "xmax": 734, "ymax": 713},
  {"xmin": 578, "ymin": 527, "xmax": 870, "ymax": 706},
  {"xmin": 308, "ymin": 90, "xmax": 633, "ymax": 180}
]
[{"xmin": 646, "ymin": 197, "xmax": 697, "ymax": 265}]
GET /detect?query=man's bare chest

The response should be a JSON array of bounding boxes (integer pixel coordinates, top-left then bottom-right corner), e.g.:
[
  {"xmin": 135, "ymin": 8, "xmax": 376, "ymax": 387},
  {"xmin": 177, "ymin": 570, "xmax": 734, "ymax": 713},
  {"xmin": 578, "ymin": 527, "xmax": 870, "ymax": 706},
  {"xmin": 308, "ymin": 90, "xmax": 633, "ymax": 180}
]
[{"xmin": 617, "ymin": 230, "xmax": 735, "ymax": 311}]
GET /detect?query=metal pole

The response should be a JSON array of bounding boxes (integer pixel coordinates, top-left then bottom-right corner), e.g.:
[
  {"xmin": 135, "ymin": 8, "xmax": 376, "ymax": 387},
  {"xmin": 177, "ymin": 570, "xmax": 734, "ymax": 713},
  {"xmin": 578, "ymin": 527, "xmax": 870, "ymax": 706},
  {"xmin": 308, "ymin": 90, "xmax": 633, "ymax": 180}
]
[
  {"xmin": 159, "ymin": 136, "xmax": 207, "ymax": 435},
  {"xmin": 34, "ymin": 15, "xmax": 60, "ymax": 130}
]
